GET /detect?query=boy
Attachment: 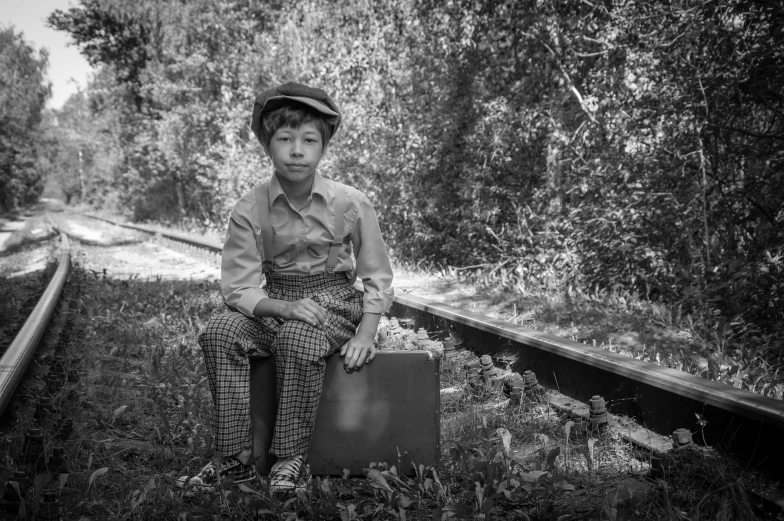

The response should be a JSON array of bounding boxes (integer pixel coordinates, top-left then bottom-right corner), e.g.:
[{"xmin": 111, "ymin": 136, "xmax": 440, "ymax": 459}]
[{"xmin": 177, "ymin": 82, "xmax": 394, "ymax": 493}]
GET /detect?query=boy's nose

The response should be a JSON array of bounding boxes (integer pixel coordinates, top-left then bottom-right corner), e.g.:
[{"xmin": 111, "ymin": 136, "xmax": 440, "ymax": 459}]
[{"xmin": 291, "ymin": 141, "xmax": 304, "ymax": 157}]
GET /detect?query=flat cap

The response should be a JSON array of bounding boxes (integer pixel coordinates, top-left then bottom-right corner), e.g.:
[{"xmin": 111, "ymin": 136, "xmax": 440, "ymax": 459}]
[{"xmin": 251, "ymin": 82, "xmax": 341, "ymax": 144}]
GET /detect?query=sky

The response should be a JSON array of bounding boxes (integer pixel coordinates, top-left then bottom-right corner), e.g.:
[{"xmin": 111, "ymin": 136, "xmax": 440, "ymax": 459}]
[{"xmin": 1, "ymin": 0, "xmax": 93, "ymax": 109}]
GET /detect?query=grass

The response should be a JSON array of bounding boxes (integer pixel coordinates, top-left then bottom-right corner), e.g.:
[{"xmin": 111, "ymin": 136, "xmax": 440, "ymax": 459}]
[
  {"xmin": 393, "ymin": 258, "xmax": 784, "ymax": 404},
  {"xmin": 0, "ymin": 263, "xmax": 775, "ymax": 520}
]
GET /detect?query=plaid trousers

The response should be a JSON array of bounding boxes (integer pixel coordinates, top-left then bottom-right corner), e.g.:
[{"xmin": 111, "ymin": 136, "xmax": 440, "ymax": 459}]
[{"xmin": 199, "ymin": 272, "xmax": 363, "ymax": 457}]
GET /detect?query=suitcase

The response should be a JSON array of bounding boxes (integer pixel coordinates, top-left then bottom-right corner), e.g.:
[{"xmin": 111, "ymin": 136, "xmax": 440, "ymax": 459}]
[{"xmin": 249, "ymin": 351, "xmax": 440, "ymax": 476}]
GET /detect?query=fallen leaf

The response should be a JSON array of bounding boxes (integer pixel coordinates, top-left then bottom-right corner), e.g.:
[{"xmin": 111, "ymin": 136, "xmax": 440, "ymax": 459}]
[
  {"xmin": 129, "ymin": 489, "xmax": 145, "ymax": 509},
  {"xmin": 320, "ymin": 477, "xmax": 334, "ymax": 496},
  {"xmin": 88, "ymin": 467, "xmax": 109, "ymax": 491},
  {"xmin": 238, "ymin": 483, "xmax": 262, "ymax": 496},
  {"xmin": 519, "ymin": 470, "xmax": 549, "ymax": 483},
  {"xmin": 58, "ymin": 474, "xmax": 70, "ymax": 489},
  {"xmin": 364, "ymin": 468, "xmax": 394, "ymax": 492},
  {"xmin": 340, "ymin": 503, "xmax": 357, "ymax": 521},
  {"xmin": 496, "ymin": 428, "xmax": 512, "ymax": 458},
  {"xmin": 553, "ymin": 479, "xmax": 576, "ymax": 491},
  {"xmin": 397, "ymin": 494, "xmax": 414, "ymax": 508},
  {"xmin": 564, "ymin": 421, "xmax": 574, "ymax": 442},
  {"xmin": 113, "ymin": 405, "xmax": 128, "ymax": 422}
]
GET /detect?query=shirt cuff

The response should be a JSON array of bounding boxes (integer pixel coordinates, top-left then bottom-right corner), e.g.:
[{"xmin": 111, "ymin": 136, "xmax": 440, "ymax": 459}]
[
  {"xmin": 362, "ymin": 287, "xmax": 395, "ymax": 314},
  {"xmin": 237, "ymin": 287, "xmax": 269, "ymax": 317}
]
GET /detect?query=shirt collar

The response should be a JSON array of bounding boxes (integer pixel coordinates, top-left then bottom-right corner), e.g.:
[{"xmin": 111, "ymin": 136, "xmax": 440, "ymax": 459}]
[{"xmin": 269, "ymin": 172, "xmax": 328, "ymax": 204}]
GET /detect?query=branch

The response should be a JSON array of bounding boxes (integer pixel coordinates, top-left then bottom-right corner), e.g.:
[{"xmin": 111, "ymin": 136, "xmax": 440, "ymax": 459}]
[
  {"xmin": 742, "ymin": 193, "xmax": 778, "ymax": 226},
  {"xmin": 573, "ymin": 50, "xmax": 608, "ymax": 57},
  {"xmin": 541, "ymin": 42, "xmax": 598, "ymax": 124},
  {"xmin": 656, "ymin": 23, "xmax": 694, "ymax": 48},
  {"xmin": 706, "ymin": 123, "xmax": 784, "ymax": 142},
  {"xmin": 698, "ymin": 77, "xmax": 709, "ymax": 119},
  {"xmin": 580, "ymin": 35, "xmax": 613, "ymax": 47},
  {"xmin": 452, "ymin": 263, "xmax": 496, "ymax": 271}
]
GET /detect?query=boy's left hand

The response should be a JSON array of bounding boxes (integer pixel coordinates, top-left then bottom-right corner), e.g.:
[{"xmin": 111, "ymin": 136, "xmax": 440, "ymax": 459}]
[{"xmin": 340, "ymin": 334, "xmax": 376, "ymax": 372}]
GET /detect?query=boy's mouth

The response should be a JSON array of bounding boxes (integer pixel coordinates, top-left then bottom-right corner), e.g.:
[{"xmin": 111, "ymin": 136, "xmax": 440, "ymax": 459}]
[{"xmin": 286, "ymin": 163, "xmax": 309, "ymax": 169}]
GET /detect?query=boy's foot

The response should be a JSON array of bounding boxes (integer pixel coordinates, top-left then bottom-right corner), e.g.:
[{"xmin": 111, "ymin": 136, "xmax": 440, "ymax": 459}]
[
  {"xmin": 269, "ymin": 454, "xmax": 307, "ymax": 493},
  {"xmin": 176, "ymin": 457, "xmax": 257, "ymax": 491}
]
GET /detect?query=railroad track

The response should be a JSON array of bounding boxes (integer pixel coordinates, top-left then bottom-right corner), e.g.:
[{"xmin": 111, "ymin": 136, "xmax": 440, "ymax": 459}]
[
  {"xmin": 8, "ymin": 213, "xmax": 782, "ymax": 513},
  {"xmin": 0, "ymin": 233, "xmax": 71, "ymax": 417},
  {"xmin": 82, "ymin": 214, "xmax": 784, "ymax": 485}
]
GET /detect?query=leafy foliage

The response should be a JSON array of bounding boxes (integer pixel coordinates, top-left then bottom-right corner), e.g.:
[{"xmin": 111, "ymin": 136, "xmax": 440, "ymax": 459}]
[
  {"xmin": 0, "ymin": 26, "xmax": 50, "ymax": 212},
  {"xmin": 47, "ymin": 0, "xmax": 784, "ymax": 358}
]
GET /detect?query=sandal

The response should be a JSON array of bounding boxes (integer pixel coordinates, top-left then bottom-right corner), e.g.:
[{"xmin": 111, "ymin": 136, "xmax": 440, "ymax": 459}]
[{"xmin": 268, "ymin": 454, "xmax": 307, "ymax": 493}]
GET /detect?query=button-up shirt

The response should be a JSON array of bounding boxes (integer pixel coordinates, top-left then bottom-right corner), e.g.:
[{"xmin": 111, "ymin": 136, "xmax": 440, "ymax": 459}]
[{"xmin": 222, "ymin": 172, "xmax": 394, "ymax": 316}]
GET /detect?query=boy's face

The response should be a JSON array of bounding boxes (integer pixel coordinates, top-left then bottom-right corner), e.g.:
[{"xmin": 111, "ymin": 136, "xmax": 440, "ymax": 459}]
[{"xmin": 264, "ymin": 122, "xmax": 326, "ymax": 189}]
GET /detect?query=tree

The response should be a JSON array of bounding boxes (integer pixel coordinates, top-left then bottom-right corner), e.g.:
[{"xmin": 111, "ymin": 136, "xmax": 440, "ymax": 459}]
[
  {"xmin": 0, "ymin": 26, "xmax": 51, "ymax": 212},
  {"xmin": 48, "ymin": 0, "xmax": 783, "ymax": 352}
]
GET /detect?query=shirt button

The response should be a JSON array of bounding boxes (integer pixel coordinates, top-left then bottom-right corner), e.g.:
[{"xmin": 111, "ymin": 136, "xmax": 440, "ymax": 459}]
[{"xmin": 301, "ymin": 266, "xmax": 308, "ymax": 272}]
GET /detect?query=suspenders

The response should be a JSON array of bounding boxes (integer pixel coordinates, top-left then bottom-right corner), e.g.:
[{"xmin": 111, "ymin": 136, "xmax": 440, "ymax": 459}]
[{"xmin": 254, "ymin": 180, "xmax": 346, "ymax": 274}]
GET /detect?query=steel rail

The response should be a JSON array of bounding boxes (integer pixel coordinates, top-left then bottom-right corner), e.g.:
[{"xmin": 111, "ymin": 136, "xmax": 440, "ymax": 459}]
[
  {"xmin": 85, "ymin": 214, "xmax": 784, "ymax": 478},
  {"xmin": 85, "ymin": 214, "xmax": 223, "ymax": 251},
  {"xmin": 389, "ymin": 295, "xmax": 784, "ymax": 478},
  {"xmin": 0, "ymin": 234, "xmax": 71, "ymax": 417}
]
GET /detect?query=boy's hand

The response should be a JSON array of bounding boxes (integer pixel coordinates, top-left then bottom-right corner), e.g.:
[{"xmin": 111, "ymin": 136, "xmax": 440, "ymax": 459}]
[
  {"xmin": 282, "ymin": 298, "xmax": 327, "ymax": 329},
  {"xmin": 340, "ymin": 334, "xmax": 376, "ymax": 371}
]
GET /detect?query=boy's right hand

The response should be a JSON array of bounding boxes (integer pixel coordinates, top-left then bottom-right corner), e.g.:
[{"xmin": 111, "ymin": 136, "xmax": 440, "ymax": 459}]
[{"xmin": 281, "ymin": 298, "xmax": 327, "ymax": 329}]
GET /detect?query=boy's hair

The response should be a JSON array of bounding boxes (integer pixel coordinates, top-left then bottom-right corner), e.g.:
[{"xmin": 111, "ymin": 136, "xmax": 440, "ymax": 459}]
[{"xmin": 259, "ymin": 102, "xmax": 334, "ymax": 150}]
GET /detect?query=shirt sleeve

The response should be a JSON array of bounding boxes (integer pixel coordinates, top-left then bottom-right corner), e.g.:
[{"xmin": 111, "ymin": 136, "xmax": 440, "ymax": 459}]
[
  {"xmin": 221, "ymin": 196, "xmax": 268, "ymax": 317},
  {"xmin": 351, "ymin": 191, "xmax": 394, "ymax": 313}
]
